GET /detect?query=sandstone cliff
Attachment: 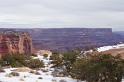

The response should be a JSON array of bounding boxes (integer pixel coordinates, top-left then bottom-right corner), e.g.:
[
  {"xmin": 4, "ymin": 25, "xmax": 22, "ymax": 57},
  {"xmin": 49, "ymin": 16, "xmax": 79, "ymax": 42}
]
[{"xmin": 0, "ymin": 31, "xmax": 33, "ymax": 55}]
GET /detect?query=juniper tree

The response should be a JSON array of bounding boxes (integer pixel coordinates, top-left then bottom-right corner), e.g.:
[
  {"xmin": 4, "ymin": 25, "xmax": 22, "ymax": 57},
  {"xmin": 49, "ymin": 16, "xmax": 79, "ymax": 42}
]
[{"xmin": 70, "ymin": 54, "xmax": 124, "ymax": 82}]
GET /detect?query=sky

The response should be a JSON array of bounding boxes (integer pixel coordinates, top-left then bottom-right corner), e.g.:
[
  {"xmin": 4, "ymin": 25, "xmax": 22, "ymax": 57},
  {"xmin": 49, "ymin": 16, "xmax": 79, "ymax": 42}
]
[{"xmin": 0, "ymin": 0, "xmax": 123, "ymax": 31}]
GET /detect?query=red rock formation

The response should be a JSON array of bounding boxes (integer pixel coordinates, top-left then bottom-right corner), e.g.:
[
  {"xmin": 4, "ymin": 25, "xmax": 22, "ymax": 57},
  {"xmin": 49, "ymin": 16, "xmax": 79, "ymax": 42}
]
[{"xmin": 0, "ymin": 31, "xmax": 33, "ymax": 55}]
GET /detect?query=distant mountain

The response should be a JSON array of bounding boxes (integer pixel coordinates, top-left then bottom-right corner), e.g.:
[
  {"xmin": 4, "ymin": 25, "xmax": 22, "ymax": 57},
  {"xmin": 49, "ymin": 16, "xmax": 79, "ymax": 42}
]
[
  {"xmin": 114, "ymin": 31, "xmax": 124, "ymax": 36},
  {"xmin": 0, "ymin": 28, "xmax": 123, "ymax": 51}
]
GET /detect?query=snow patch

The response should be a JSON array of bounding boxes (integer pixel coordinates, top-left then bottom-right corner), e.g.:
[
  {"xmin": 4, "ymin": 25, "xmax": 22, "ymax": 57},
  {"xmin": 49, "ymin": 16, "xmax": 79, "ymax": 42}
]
[
  {"xmin": 97, "ymin": 44, "xmax": 124, "ymax": 52},
  {"xmin": 0, "ymin": 51, "xmax": 79, "ymax": 82}
]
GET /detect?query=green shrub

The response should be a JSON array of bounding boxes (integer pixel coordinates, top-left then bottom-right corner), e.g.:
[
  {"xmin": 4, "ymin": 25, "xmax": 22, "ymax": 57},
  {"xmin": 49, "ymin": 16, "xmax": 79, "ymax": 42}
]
[
  {"xmin": 0, "ymin": 53, "xmax": 29, "ymax": 67},
  {"xmin": 50, "ymin": 52, "xmax": 63, "ymax": 68},
  {"xmin": 62, "ymin": 50, "xmax": 79, "ymax": 74},
  {"xmin": 43, "ymin": 54, "xmax": 48, "ymax": 58},
  {"xmin": 50, "ymin": 52, "xmax": 60, "ymax": 60},
  {"xmin": 38, "ymin": 77, "xmax": 43, "ymax": 79},
  {"xmin": 26, "ymin": 59, "xmax": 44, "ymax": 69},
  {"xmin": 31, "ymin": 54, "xmax": 37, "ymax": 57},
  {"xmin": 0, "ymin": 53, "xmax": 44, "ymax": 69},
  {"xmin": 70, "ymin": 54, "xmax": 124, "ymax": 82},
  {"xmin": 9, "ymin": 72, "xmax": 19, "ymax": 76}
]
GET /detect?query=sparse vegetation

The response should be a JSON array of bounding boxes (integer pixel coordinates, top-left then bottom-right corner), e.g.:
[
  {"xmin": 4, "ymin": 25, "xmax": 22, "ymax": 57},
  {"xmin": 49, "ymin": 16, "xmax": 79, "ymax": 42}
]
[
  {"xmin": 9, "ymin": 72, "xmax": 19, "ymax": 76},
  {"xmin": 70, "ymin": 54, "xmax": 124, "ymax": 82},
  {"xmin": 26, "ymin": 59, "xmax": 44, "ymax": 69},
  {"xmin": 38, "ymin": 77, "xmax": 43, "ymax": 79},
  {"xmin": 50, "ymin": 50, "xmax": 124, "ymax": 82},
  {"xmin": 50, "ymin": 51, "xmax": 63, "ymax": 68},
  {"xmin": 62, "ymin": 50, "xmax": 79, "ymax": 74},
  {"xmin": 0, "ymin": 49, "xmax": 124, "ymax": 82},
  {"xmin": 43, "ymin": 54, "xmax": 48, "ymax": 58},
  {"xmin": 0, "ymin": 53, "xmax": 28, "ymax": 67},
  {"xmin": 50, "ymin": 50, "xmax": 80, "ymax": 76},
  {"xmin": 50, "ymin": 51, "xmax": 60, "ymax": 60},
  {"xmin": 0, "ymin": 53, "xmax": 44, "ymax": 69},
  {"xmin": 31, "ymin": 54, "xmax": 37, "ymax": 57},
  {"xmin": 30, "ymin": 70, "xmax": 41, "ymax": 75}
]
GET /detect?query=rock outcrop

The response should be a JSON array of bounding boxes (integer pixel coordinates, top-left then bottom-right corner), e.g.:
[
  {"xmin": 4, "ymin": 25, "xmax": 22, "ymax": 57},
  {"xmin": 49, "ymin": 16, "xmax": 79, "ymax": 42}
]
[{"xmin": 0, "ymin": 31, "xmax": 33, "ymax": 55}]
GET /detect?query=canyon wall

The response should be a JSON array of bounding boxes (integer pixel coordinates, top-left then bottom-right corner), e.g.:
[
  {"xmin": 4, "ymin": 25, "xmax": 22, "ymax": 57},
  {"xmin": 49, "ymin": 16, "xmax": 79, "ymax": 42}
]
[
  {"xmin": 0, "ymin": 31, "xmax": 33, "ymax": 55},
  {"xmin": 29, "ymin": 28, "xmax": 123, "ymax": 51},
  {"xmin": 0, "ymin": 28, "xmax": 123, "ymax": 51}
]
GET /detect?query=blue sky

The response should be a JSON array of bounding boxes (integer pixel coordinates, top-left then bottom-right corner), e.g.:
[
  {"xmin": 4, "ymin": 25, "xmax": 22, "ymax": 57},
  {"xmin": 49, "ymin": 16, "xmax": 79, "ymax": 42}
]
[{"xmin": 0, "ymin": 0, "xmax": 123, "ymax": 31}]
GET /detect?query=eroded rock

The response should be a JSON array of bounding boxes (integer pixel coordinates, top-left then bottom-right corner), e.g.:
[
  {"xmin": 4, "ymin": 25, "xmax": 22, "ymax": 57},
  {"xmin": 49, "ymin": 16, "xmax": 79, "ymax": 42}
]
[{"xmin": 0, "ymin": 31, "xmax": 33, "ymax": 56}]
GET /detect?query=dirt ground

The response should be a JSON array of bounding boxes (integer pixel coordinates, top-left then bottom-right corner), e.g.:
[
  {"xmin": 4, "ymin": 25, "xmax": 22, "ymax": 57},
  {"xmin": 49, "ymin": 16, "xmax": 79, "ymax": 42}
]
[{"xmin": 99, "ymin": 48, "xmax": 124, "ymax": 59}]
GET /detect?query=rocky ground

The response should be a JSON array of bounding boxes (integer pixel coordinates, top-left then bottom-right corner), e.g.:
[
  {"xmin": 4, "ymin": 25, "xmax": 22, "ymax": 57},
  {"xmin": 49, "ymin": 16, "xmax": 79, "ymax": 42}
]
[
  {"xmin": 0, "ymin": 51, "xmax": 78, "ymax": 82},
  {"xmin": 1, "ymin": 43, "xmax": 124, "ymax": 82}
]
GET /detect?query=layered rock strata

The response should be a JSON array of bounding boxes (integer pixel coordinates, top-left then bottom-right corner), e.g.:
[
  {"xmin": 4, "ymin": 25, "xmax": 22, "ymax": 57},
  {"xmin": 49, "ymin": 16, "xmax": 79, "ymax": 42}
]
[{"xmin": 0, "ymin": 31, "xmax": 33, "ymax": 55}]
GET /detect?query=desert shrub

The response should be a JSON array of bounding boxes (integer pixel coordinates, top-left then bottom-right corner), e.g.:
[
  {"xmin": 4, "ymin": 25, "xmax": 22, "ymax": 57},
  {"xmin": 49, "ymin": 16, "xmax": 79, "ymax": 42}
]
[
  {"xmin": 26, "ymin": 59, "xmax": 44, "ymax": 69},
  {"xmin": 0, "ymin": 53, "xmax": 29, "ymax": 67},
  {"xmin": 38, "ymin": 77, "xmax": 43, "ymax": 79},
  {"xmin": 24, "ymin": 76, "xmax": 26, "ymax": 78},
  {"xmin": 42, "ymin": 69, "xmax": 48, "ymax": 72},
  {"xmin": 50, "ymin": 50, "xmax": 79, "ymax": 75},
  {"xmin": 0, "ymin": 53, "xmax": 44, "ymax": 68},
  {"xmin": 43, "ymin": 54, "xmax": 48, "ymax": 58},
  {"xmin": 0, "ymin": 59, "xmax": 6, "ymax": 67},
  {"xmin": 30, "ymin": 70, "xmax": 41, "ymax": 75},
  {"xmin": 1, "ymin": 54, "xmax": 21, "ymax": 67},
  {"xmin": 50, "ymin": 54, "xmax": 63, "ymax": 68},
  {"xmin": 29, "ymin": 70, "xmax": 35, "ymax": 73},
  {"xmin": 70, "ymin": 58, "xmax": 88, "ymax": 80},
  {"xmin": 31, "ymin": 54, "xmax": 37, "ymax": 57},
  {"xmin": 70, "ymin": 54, "xmax": 124, "ymax": 82},
  {"xmin": 9, "ymin": 72, "xmax": 19, "ymax": 76},
  {"xmin": 50, "ymin": 51, "xmax": 60, "ymax": 60},
  {"xmin": 62, "ymin": 50, "xmax": 79, "ymax": 74}
]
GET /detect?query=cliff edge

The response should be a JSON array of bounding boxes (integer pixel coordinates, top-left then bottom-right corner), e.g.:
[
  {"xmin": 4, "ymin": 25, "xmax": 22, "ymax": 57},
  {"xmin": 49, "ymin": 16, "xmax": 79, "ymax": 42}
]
[{"xmin": 0, "ymin": 31, "xmax": 33, "ymax": 55}]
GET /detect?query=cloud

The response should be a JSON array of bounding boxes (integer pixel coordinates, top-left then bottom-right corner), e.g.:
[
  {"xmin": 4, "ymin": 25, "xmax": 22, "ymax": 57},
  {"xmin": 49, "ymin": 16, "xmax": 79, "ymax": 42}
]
[{"xmin": 0, "ymin": 0, "xmax": 123, "ymax": 30}]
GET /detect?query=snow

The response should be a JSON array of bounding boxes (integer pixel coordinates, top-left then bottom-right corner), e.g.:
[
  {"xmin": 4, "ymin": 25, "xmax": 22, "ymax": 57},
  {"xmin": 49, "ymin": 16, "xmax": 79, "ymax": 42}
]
[
  {"xmin": 1, "ymin": 48, "xmax": 124, "ymax": 82},
  {"xmin": 0, "ymin": 51, "xmax": 78, "ymax": 82},
  {"xmin": 97, "ymin": 44, "xmax": 124, "ymax": 52}
]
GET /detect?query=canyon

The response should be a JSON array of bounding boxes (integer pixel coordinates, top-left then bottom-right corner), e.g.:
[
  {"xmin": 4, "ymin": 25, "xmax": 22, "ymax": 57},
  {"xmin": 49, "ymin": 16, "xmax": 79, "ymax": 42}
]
[{"xmin": 0, "ymin": 28, "xmax": 123, "ymax": 51}]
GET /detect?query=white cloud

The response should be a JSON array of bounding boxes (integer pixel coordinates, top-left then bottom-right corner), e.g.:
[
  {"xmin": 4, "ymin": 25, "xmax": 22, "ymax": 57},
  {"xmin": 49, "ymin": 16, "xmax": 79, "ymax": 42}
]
[{"xmin": 0, "ymin": 0, "xmax": 123, "ymax": 30}]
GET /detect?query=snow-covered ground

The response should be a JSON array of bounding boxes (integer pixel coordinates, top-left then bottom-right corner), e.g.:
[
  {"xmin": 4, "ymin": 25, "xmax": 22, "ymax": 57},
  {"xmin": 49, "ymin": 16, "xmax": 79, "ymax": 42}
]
[
  {"xmin": 0, "ymin": 51, "xmax": 78, "ymax": 82},
  {"xmin": 97, "ymin": 43, "xmax": 124, "ymax": 52},
  {"xmin": 1, "ymin": 47, "xmax": 124, "ymax": 82}
]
